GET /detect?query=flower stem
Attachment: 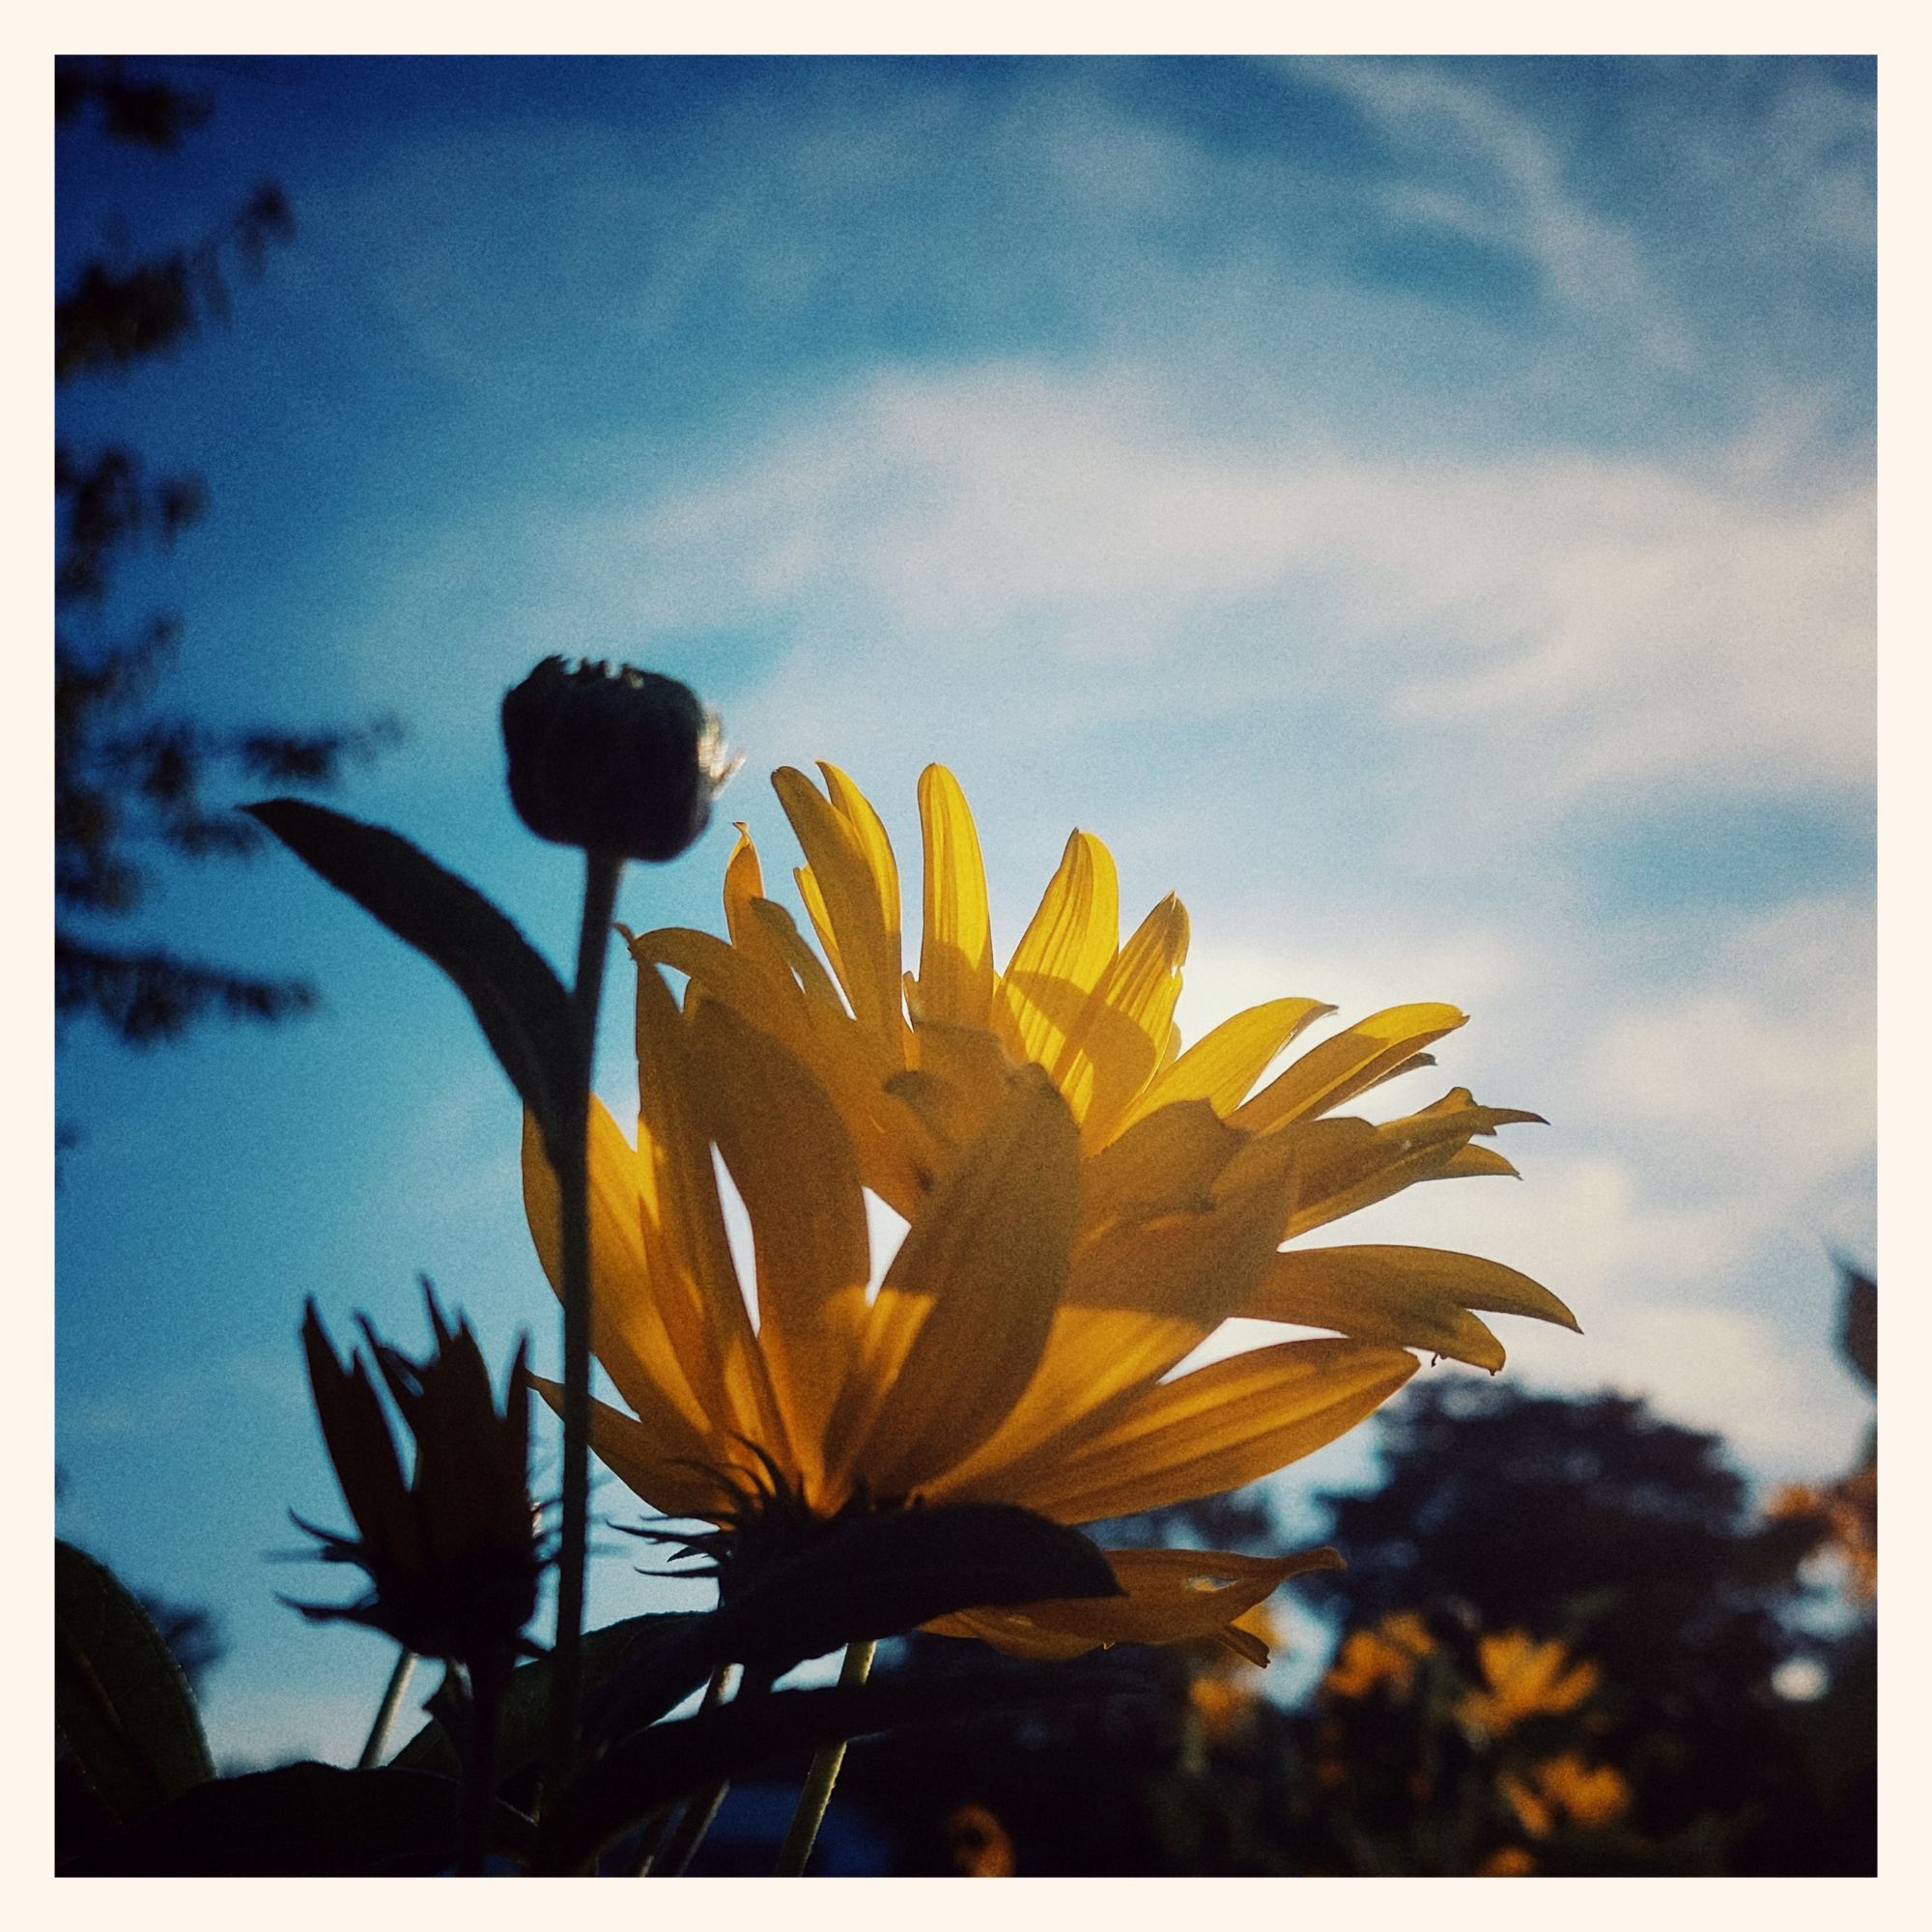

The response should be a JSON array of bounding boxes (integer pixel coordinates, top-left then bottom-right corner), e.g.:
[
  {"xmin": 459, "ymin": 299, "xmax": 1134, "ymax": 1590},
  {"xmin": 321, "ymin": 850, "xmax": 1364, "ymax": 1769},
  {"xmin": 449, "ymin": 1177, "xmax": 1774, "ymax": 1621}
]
[
  {"xmin": 774, "ymin": 1639, "xmax": 876, "ymax": 1876},
  {"xmin": 637, "ymin": 1663, "xmax": 737, "ymax": 1875},
  {"xmin": 456, "ymin": 1656, "xmax": 510, "ymax": 1877},
  {"xmin": 355, "ymin": 1649, "xmax": 416, "ymax": 1770},
  {"xmin": 541, "ymin": 846, "xmax": 625, "ymax": 1829}
]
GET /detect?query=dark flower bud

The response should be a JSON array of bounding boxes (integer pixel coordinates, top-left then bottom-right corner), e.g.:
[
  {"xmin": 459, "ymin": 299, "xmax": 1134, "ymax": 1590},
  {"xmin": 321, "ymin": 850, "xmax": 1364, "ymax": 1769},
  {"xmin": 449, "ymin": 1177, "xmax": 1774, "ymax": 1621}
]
[
  {"xmin": 500, "ymin": 656, "xmax": 737, "ymax": 863},
  {"xmin": 288, "ymin": 1284, "xmax": 543, "ymax": 1670}
]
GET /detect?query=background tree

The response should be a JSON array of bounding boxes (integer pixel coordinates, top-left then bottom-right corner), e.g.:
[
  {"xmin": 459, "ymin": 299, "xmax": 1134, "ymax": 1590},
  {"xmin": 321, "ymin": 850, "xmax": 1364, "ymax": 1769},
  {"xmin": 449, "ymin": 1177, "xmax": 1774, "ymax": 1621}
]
[{"xmin": 56, "ymin": 56, "xmax": 397, "ymax": 1054}]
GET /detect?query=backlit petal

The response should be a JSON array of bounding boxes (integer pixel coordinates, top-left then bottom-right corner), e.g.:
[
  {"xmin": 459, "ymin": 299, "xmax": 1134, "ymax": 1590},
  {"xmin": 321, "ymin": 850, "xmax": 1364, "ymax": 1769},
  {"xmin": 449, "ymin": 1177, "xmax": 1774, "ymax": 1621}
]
[
  {"xmin": 916, "ymin": 764, "xmax": 996, "ymax": 1029},
  {"xmin": 1055, "ymin": 894, "xmax": 1189, "ymax": 1146},
  {"xmin": 687, "ymin": 1001, "xmax": 871, "ymax": 1504},
  {"xmin": 520, "ymin": 1106, "xmax": 717, "ymax": 1458},
  {"xmin": 774, "ymin": 766, "xmax": 906, "ymax": 1052},
  {"xmin": 996, "ymin": 829, "xmax": 1119, "ymax": 1071},
  {"xmin": 1119, "ymin": 996, "xmax": 1335, "ymax": 1132},
  {"xmin": 925, "ymin": 1545, "xmax": 1342, "ymax": 1659},
  {"xmin": 1247, "ymin": 1245, "xmax": 1577, "ymax": 1373},
  {"xmin": 1235, "ymin": 1004, "xmax": 1467, "ymax": 1133},
  {"xmin": 1009, "ymin": 1338, "xmax": 1417, "ymax": 1523},
  {"xmin": 528, "ymin": 1377, "xmax": 734, "ymax": 1522},
  {"xmin": 834, "ymin": 1066, "xmax": 1079, "ymax": 1499}
]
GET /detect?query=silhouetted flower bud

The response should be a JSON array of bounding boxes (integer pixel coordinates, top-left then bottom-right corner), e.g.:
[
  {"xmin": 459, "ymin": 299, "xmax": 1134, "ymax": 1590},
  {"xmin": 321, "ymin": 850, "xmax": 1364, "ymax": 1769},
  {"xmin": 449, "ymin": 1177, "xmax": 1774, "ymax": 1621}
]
[
  {"xmin": 500, "ymin": 656, "xmax": 737, "ymax": 863},
  {"xmin": 288, "ymin": 1286, "xmax": 542, "ymax": 1669}
]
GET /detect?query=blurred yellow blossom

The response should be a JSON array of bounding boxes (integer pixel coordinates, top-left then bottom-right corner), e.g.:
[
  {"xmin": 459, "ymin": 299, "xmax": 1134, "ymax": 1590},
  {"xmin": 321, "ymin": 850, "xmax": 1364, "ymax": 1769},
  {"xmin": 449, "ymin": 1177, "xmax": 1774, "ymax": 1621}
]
[
  {"xmin": 1458, "ymin": 1631, "xmax": 1600, "ymax": 1737},
  {"xmin": 1499, "ymin": 1753, "xmax": 1632, "ymax": 1837},
  {"xmin": 1322, "ymin": 1609, "xmax": 1437, "ymax": 1701}
]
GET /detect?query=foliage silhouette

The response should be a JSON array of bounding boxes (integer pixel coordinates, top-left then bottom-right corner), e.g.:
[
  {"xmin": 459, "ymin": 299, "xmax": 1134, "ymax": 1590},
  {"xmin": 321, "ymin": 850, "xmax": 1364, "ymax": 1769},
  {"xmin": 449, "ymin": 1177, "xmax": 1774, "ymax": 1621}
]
[{"xmin": 56, "ymin": 57, "xmax": 398, "ymax": 1055}]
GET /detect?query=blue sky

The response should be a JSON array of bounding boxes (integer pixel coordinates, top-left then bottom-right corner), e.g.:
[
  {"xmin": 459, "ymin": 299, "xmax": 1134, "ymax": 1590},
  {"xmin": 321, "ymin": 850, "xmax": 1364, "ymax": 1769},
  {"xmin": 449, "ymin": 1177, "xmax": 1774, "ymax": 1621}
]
[{"xmin": 53, "ymin": 54, "xmax": 1876, "ymax": 1768}]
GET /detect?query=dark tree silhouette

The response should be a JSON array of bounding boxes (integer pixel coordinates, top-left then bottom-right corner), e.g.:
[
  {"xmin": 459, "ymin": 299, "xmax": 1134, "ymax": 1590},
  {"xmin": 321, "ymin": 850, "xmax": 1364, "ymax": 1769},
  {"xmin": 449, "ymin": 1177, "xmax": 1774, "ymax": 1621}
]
[
  {"xmin": 56, "ymin": 57, "xmax": 398, "ymax": 1053},
  {"xmin": 1309, "ymin": 1376, "xmax": 1869, "ymax": 1872}
]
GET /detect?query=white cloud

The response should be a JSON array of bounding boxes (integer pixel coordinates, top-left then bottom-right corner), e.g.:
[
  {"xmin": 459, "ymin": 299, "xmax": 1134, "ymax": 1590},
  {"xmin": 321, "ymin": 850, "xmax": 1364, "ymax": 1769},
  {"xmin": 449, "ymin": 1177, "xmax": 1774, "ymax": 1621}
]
[
  {"xmin": 590, "ymin": 362, "xmax": 1871, "ymax": 820},
  {"xmin": 1291, "ymin": 57, "xmax": 1698, "ymax": 372}
]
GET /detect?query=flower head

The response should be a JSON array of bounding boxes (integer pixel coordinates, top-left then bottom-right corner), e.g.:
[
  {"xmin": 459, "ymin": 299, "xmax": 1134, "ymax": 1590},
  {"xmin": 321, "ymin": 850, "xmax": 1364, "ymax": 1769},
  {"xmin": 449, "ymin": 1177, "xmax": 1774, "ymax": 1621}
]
[
  {"xmin": 289, "ymin": 1286, "xmax": 540, "ymax": 1667},
  {"xmin": 1322, "ymin": 1608, "xmax": 1439, "ymax": 1702},
  {"xmin": 1457, "ymin": 1631, "xmax": 1601, "ymax": 1738},
  {"xmin": 500, "ymin": 656, "xmax": 737, "ymax": 862},
  {"xmin": 637, "ymin": 762, "xmax": 1577, "ymax": 1376},
  {"xmin": 521, "ymin": 761, "xmax": 1574, "ymax": 1662},
  {"xmin": 1498, "ymin": 1752, "xmax": 1631, "ymax": 1836}
]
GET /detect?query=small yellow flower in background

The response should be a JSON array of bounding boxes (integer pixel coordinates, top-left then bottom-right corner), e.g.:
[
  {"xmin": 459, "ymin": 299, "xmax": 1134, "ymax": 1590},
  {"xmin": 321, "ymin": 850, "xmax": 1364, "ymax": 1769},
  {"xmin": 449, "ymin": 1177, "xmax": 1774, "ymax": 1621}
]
[
  {"xmin": 1457, "ymin": 1632, "xmax": 1601, "ymax": 1738},
  {"xmin": 1771, "ymin": 1469, "xmax": 1878, "ymax": 1600},
  {"xmin": 1478, "ymin": 1844, "xmax": 1538, "ymax": 1876},
  {"xmin": 1321, "ymin": 1608, "xmax": 1438, "ymax": 1701},
  {"xmin": 1498, "ymin": 1752, "xmax": 1632, "ymax": 1837},
  {"xmin": 522, "ymin": 760, "xmax": 1574, "ymax": 1660},
  {"xmin": 945, "ymin": 1803, "xmax": 1016, "ymax": 1877}
]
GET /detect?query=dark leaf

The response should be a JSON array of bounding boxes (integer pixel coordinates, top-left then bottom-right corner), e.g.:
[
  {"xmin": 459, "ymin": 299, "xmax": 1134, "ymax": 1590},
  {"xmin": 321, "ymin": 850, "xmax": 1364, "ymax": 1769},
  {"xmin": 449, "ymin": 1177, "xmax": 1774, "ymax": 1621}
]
[
  {"xmin": 558, "ymin": 1663, "xmax": 1147, "ymax": 1872},
  {"xmin": 1837, "ymin": 1264, "xmax": 1876, "ymax": 1392},
  {"xmin": 55, "ymin": 1541, "xmax": 213, "ymax": 1825},
  {"xmin": 66, "ymin": 1762, "xmax": 535, "ymax": 1876},
  {"xmin": 244, "ymin": 799, "xmax": 580, "ymax": 1161},
  {"xmin": 594, "ymin": 1502, "xmax": 1122, "ymax": 1743},
  {"xmin": 389, "ymin": 1612, "xmax": 700, "ymax": 1781}
]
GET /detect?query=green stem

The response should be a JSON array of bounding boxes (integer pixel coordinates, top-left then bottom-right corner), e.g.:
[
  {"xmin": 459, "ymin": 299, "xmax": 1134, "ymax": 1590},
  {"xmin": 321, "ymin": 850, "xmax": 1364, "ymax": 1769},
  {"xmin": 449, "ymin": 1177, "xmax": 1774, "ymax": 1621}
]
[
  {"xmin": 639, "ymin": 1663, "xmax": 738, "ymax": 1876},
  {"xmin": 356, "ymin": 1649, "xmax": 417, "ymax": 1771},
  {"xmin": 540, "ymin": 847, "xmax": 625, "ymax": 1837},
  {"xmin": 774, "ymin": 1640, "xmax": 876, "ymax": 1876}
]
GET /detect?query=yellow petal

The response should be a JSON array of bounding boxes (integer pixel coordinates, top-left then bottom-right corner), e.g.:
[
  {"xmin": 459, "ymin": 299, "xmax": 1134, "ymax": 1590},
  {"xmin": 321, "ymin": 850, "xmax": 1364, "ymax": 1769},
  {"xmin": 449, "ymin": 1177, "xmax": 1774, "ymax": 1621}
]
[
  {"xmin": 634, "ymin": 924, "xmax": 810, "ymax": 1060},
  {"xmin": 1009, "ymin": 1339, "xmax": 1418, "ymax": 1523},
  {"xmin": 721, "ymin": 824, "xmax": 784, "ymax": 975},
  {"xmin": 916, "ymin": 764, "xmax": 996, "ymax": 1030},
  {"xmin": 935, "ymin": 1140, "xmax": 1296, "ymax": 1500},
  {"xmin": 792, "ymin": 863, "xmax": 848, "ymax": 1004},
  {"xmin": 996, "ymin": 829, "xmax": 1120, "ymax": 1071},
  {"xmin": 1284, "ymin": 1091, "xmax": 1542, "ymax": 1237},
  {"xmin": 633, "ymin": 964, "xmax": 789, "ymax": 1464},
  {"xmin": 773, "ymin": 766, "xmax": 906, "ymax": 1052},
  {"xmin": 833, "ymin": 1066, "xmax": 1080, "ymax": 1500},
  {"xmin": 1118, "ymin": 996, "xmax": 1336, "ymax": 1133},
  {"xmin": 894, "ymin": 1015, "xmax": 1012, "ymax": 1157},
  {"xmin": 926, "ymin": 1545, "xmax": 1342, "ymax": 1659},
  {"xmin": 519, "ymin": 1106, "xmax": 717, "ymax": 1458},
  {"xmin": 743, "ymin": 899, "xmax": 943, "ymax": 1217},
  {"xmin": 1055, "ymin": 894, "xmax": 1190, "ymax": 1147},
  {"xmin": 1246, "ymin": 1246, "xmax": 1518, "ymax": 1370},
  {"xmin": 1255, "ymin": 1245, "xmax": 1578, "ymax": 1358},
  {"xmin": 686, "ymin": 1001, "xmax": 872, "ymax": 1504},
  {"xmin": 1234, "ymin": 1004, "xmax": 1467, "ymax": 1133},
  {"xmin": 527, "ymin": 1377, "xmax": 733, "ymax": 1522},
  {"xmin": 1078, "ymin": 1098, "xmax": 1247, "ymax": 1233}
]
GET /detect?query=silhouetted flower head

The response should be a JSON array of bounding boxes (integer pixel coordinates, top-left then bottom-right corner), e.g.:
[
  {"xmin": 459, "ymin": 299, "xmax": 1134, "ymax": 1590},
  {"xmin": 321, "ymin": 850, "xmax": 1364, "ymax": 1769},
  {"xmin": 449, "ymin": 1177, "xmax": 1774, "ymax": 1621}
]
[
  {"xmin": 289, "ymin": 1285, "xmax": 540, "ymax": 1668},
  {"xmin": 500, "ymin": 656, "xmax": 737, "ymax": 863}
]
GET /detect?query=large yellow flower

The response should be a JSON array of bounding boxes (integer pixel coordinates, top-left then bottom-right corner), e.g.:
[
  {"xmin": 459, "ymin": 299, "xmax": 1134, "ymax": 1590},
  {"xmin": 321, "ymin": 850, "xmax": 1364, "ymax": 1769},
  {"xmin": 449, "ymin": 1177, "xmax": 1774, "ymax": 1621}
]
[
  {"xmin": 521, "ymin": 764, "xmax": 1573, "ymax": 1662},
  {"xmin": 637, "ymin": 762, "xmax": 1577, "ymax": 1376}
]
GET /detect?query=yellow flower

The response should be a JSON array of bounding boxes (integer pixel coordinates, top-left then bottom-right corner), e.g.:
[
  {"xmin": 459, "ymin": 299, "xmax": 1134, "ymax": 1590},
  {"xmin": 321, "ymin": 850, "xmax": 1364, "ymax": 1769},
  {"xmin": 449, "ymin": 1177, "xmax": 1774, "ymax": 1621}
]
[
  {"xmin": 636, "ymin": 762, "xmax": 1577, "ymax": 1377},
  {"xmin": 1478, "ymin": 1845, "xmax": 1537, "ymax": 1876},
  {"xmin": 523, "ymin": 971, "xmax": 1354, "ymax": 1658},
  {"xmin": 1498, "ymin": 1753, "xmax": 1631, "ymax": 1837},
  {"xmin": 1458, "ymin": 1632, "xmax": 1601, "ymax": 1737},
  {"xmin": 1321, "ymin": 1608, "xmax": 1437, "ymax": 1701},
  {"xmin": 522, "ymin": 761, "xmax": 1572, "ymax": 1661}
]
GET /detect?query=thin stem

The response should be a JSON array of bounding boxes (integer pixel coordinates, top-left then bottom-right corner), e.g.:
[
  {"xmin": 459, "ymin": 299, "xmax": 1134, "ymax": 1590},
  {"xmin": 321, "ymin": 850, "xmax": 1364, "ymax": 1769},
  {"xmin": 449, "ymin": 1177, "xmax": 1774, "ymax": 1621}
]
[
  {"xmin": 774, "ymin": 1640, "xmax": 876, "ymax": 1876},
  {"xmin": 639, "ymin": 1663, "xmax": 738, "ymax": 1876},
  {"xmin": 356, "ymin": 1649, "xmax": 417, "ymax": 1770},
  {"xmin": 456, "ymin": 1657, "xmax": 509, "ymax": 1878},
  {"xmin": 540, "ymin": 846, "xmax": 625, "ymax": 1840}
]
